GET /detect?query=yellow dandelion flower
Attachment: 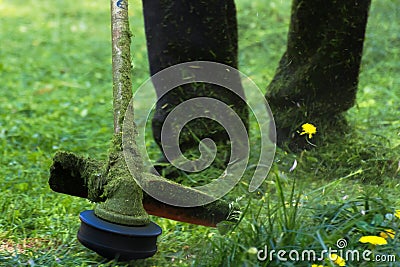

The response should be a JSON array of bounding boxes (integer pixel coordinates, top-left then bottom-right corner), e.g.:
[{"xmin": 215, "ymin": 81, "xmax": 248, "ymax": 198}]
[
  {"xmin": 311, "ymin": 264, "xmax": 326, "ymax": 267},
  {"xmin": 359, "ymin": 236, "xmax": 387, "ymax": 245},
  {"xmin": 329, "ymin": 254, "xmax": 346, "ymax": 266},
  {"xmin": 247, "ymin": 247, "xmax": 258, "ymax": 254},
  {"xmin": 380, "ymin": 229, "xmax": 395, "ymax": 239},
  {"xmin": 300, "ymin": 123, "xmax": 317, "ymax": 139},
  {"xmin": 395, "ymin": 210, "xmax": 400, "ymax": 219}
]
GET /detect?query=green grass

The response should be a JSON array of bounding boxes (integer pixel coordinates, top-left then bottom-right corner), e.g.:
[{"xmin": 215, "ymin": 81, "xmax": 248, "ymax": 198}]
[{"xmin": 0, "ymin": 0, "xmax": 399, "ymax": 266}]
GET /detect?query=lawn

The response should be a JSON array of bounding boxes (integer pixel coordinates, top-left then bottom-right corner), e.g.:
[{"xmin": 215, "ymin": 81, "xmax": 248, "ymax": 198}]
[{"xmin": 0, "ymin": 0, "xmax": 399, "ymax": 266}]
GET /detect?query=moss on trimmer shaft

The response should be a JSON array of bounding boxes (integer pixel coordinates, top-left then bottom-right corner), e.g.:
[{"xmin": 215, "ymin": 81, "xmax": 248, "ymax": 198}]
[{"xmin": 49, "ymin": 149, "xmax": 235, "ymax": 227}]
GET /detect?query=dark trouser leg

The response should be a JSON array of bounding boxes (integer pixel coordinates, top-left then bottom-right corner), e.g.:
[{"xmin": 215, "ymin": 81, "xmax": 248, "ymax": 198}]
[
  {"xmin": 266, "ymin": 0, "xmax": 371, "ymax": 148},
  {"xmin": 142, "ymin": 0, "xmax": 248, "ymax": 160}
]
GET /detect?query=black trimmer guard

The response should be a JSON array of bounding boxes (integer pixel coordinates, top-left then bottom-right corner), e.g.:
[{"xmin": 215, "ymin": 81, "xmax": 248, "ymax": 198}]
[{"xmin": 77, "ymin": 210, "xmax": 162, "ymax": 261}]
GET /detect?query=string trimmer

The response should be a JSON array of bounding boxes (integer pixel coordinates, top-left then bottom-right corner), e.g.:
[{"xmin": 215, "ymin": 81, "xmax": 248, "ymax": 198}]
[{"xmin": 49, "ymin": 0, "xmax": 237, "ymax": 261}]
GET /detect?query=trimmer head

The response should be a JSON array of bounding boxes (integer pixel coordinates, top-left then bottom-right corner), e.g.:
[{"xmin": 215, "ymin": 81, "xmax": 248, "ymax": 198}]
[{"xmin": 77, "ymin": 210, "xmax": 162, "ymax": 261}]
